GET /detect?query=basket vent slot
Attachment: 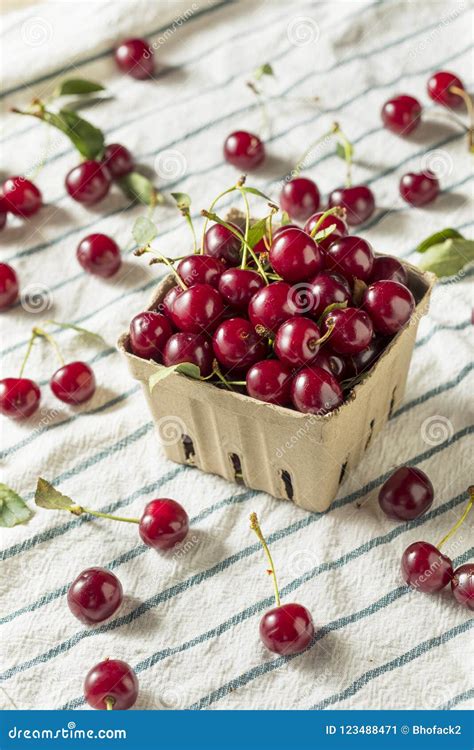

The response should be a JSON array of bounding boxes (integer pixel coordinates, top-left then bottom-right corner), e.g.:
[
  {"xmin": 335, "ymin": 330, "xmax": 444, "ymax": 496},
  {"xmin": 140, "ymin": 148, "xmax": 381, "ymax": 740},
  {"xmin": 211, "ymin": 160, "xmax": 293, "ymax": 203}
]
[
  {"xmin": 229, "ymin": 453, "xmax": 244, "ymax": 485},
  {"xmin": 182, "ymin": 435, "xmax": 195, "ymax": 462},
  {"xmin": 388, "ymin": 387, "xmax": 397, "ymax": 418},
  {"xmin": 281, "ymin": 470, "xmax": 294, "ymax": 500},
  {"xmin": 339, "ymin": 460, "xmax": 348, "ymax": 486},
  {"xmin": 365, "ymin": 419, "xmax": 375, "ymax": 450}
]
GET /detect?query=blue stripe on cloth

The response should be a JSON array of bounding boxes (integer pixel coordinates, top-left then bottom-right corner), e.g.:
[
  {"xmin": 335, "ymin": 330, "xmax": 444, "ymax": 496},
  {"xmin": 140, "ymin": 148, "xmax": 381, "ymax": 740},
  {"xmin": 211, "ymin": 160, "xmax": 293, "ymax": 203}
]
[{"xmin": 438, "ymin": 688, "xmax": 474, "ymax": 710}]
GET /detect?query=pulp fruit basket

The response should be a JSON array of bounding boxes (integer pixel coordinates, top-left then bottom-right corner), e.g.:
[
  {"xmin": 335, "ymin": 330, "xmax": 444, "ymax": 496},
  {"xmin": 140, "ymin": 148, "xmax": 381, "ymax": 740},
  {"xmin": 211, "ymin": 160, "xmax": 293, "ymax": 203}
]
[{"xmin": 118, "ymin": 259, "xmax": 435, "ymax": 513}]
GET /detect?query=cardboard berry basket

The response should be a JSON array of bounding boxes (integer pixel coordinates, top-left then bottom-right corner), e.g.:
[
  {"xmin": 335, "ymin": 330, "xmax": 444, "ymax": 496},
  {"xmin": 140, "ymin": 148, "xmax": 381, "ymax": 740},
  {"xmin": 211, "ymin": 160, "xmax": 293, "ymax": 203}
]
[{"xmin": 118, "ymin": 260, "xmax": 435, "ymax": 513}]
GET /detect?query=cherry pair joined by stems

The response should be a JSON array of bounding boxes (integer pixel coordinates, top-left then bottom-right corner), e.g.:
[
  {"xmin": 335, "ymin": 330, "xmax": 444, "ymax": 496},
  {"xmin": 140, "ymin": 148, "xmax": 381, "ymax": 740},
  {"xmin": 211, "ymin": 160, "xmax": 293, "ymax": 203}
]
[
  {"xmin": 84, "ymin": 659, "xmax": 139, "ymax": 710},
  {"xmin": 0, "ymin": 262, "xmax": 19, "ymax": 310},
  {"xmin": 115, "ymin": 38, "xmax": 154, "ymax": 79},
  {"xmin": 250, "ymin": 512, "xmax": 314, "ymax": 654}
]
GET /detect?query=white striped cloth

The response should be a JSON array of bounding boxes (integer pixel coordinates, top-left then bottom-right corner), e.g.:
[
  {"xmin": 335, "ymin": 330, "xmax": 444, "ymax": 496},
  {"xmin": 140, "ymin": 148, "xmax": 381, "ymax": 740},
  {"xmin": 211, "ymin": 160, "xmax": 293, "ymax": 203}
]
[{"xmin": 0, "ymin": 0, "xmax": 472, "ymax": 712}]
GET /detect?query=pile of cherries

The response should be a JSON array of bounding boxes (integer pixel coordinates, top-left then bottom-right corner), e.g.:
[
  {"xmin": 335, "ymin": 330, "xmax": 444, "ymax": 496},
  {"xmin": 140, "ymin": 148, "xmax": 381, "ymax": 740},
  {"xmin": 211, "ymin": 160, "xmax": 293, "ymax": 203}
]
[{"xmin": 129, "ymin": 188, "xmax": 416, "ymax": 417}]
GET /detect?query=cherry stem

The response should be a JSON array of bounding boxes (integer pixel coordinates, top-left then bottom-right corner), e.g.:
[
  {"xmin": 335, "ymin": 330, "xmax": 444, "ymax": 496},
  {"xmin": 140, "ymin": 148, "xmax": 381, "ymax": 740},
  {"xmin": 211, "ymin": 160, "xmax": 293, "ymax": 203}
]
[
  {"xmin": 449, "ymin": 86, "xmax": 474, "ymax": 151},
  {"xmin": 18, "ymin": 329, "xmax": 38, "ymax": 378},
  {"xmin": 135, "ymin": 245, "xmax": 187, "ymax": 290},
  {"xmin": 182, "ymin": 210, "xmax": 198, "ymax": 254},
  {"xmin": 200, "ymin": 185, "xmax": 238, "ymax": 253},
  {"xmin": 312, "ymin": 320, "xmax": 335, "ymax": 347},
  {"xmin": 309, "ymin": 206, "xmax": 345, "ymax": 238},
  {"xmin": 70, "ymin": 505, "xmax": 140, "ymax": 524},
  {"xmin": 212, "ymin": 365, "xmax": 235, "ymax": 391},
  {"xmin": 250, "ymin": 512, "xmax": 281, "ymax": 608},
  {"xmin": 246, "ymin": 81, "xmax": 271, "ymax": 138},
  {"xmin": 201, "ymin": 211, "xmax": 269, "ymax": 284},
  {"xmin": 105, "ymin": 697, "xmax": 115, "ymax": 711},
  {"xmin": 237, "ymin": 184, "xmax": 251, "ymax": 266},
  {"xmin": 293, "ymin": 122, "xmax": 339, "ymax": 177},
  {"xmin": 32, "ymin": 326, "xmax": 65, "ymax": 366},
  {"xmin": 436, "ymin": 486, "xmax": 474, "ymax": 550},
  {"xmin": 333, "ymin": 122, "xmax": 353, "ymax": 187}
]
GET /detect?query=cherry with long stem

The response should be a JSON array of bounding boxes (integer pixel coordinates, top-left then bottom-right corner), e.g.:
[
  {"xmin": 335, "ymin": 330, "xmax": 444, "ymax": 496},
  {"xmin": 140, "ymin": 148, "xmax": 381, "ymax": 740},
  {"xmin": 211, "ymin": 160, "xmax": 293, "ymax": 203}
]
[
  {"xmin": 250, "ymin": 512, "xmax": 280, "ymax": 607},
  {"xmin": 449, "ymin": 86, "xmax": 474, "ymax": 152},
  {"xmin": 134, "ymin": 245, "xmax": 188, "ymax": 290}
]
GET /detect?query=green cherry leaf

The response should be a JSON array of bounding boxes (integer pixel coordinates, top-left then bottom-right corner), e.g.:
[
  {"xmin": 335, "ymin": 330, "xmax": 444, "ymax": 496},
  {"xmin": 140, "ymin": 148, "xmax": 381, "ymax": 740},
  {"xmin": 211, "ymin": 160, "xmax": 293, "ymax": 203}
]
[
  {"xmin": 46, "ymin": 108, "xmax": 104, "ymax": 159},
  {"xmin": 0, "ymin": 484, "xmax": 32, "ymax": 527},
  {"xmin": 170, "ymin": 192, "xmax": 191, "ymax": 210},
  {"xmin": 35, "ymin": 478, "xmax": 75, "ymax": 511},
  {"xmin": 149, "ymin": 362, "xmax": 201, "ymax": 391},
  {"xmin": 240, "ymin": 186, "xmax": 272, "ymax": 201},
  {"xmin": 417, "ymin": 238, "xmax": 474, "ymax": 278},
  {"xmin": 254, "ymin": 63, "xmax": 274, "ymax": 80},
  {"xmin": 55, "ymin": 78, "xmax": 105, "ymax": 97},
  {"xmin": 133, "ymin": 216, "xmax": 158, "ymax": 247},
  {"xmin": 416, "ymin": 228, "xmax": 464, "ymax": 253},
  {"xmin": 118, "ymin": 172, "xmax": 161, "ymax": 206},
  {"xmin": 312, "ymin": 223, "xmax": 336, "ymax": 242},
  {"xmin": 247, "ymin": 218, "xmax": 267, "ymax": 249},
  {"xmin": 280, "ymin": 211, "xmax": 292, "ymax": 226}
]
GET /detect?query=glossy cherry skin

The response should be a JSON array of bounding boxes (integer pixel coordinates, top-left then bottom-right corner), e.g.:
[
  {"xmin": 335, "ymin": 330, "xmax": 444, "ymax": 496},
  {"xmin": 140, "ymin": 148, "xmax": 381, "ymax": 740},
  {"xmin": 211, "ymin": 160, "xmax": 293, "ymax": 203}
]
[
  {"xmin": 280, "ymin": 177, "xmax": 320, "ymax": 222},
  {"xmin": 370, "ymin": 255, "xmax": 408, "ymax": 285},
  {"xmin": 363, "ymin": 280, "xmax": 415, "ymax": 335},
  {"xmin": 65, "ymin": 160, "xmax": 111, "ymax": 205},
  {"xmin": 115, "ymin": 38, "xmax": 154, "ymax": 79},
  {"xmin": 328, "ymin": 185, "xmax": 375, "ymax": 226},
  {"xmin": 270, "ymin": 227, "xmax": 324, "ymax": 283},
  {"xmin": 223, "ymin": 130, "xmax": 265, "ymax": 170},
  {"xmin": 84, "ymin": 659, "xmax": 138, "ymax": 710},
  {"xmin": 326, "ymin": 235, "xmax": 374, "ymax": 282},
  {"xmin": 213, "ymin": 318, "xmax": 268, "ymax": 371},
  {"xmin": 274, "ymin": 317, "xmax": 322, "ymax": 368},
  {"xmin": 204, "ymin": 223, "xmax": 242, "ymax": 266},
  {"xmin": 2, "ymin": 176, "xmax": 42, "ymax": 217},
  {"xmin": 345, "ymin": 336, "xmax": 387, "ymax": 378},
  {"xmin": 177, "ymin": 255, "xmax": 225, "ymax": 288},
  {"xmin": 170, "ymin": 283, "xmax": 224, "ymax": 334},
  {"xmin": 218, "ymin": 268, "xmax": 264, "ymax": 310},
  {"xmin": 50, "ymin": 361, "xmax": 96, "ymax": 404},
  {"xmin": 451, "ymin": 563, "xmax": 474, "ymax": 610},
  {"xmin": 246, "ymin": 359, "xmax": 292, "ymax": 406},
  {"xmin": 139, "ymin": 498, "xmax": 189, "ymax": 550},
  {"xmin": 308, "ymin": 271, "xmax": 351, "ymax": 318},
  {"xmin": 76, "ymin": 233, "xmax": 121, "ymax": 277},
  {"xmin": 67, "ymin": 567, "xmax": 123, "ymax": 625},
  {"xmin": 399, "ymin": 171, "xmax": 439, "ymax": 206},
  {"xmin": 401, "ymin": 542, "xmax": 453, "ymax": 593},
  {"xmin": 427, "ymin": 71, "xmax": 464, "ymax": 109},
  {"xmin": 102, "ymin": 143, "xmax": 134, "ymax": 178},
  {"xmin": 381, "ymin": 94, "xmax": 422, "ymax": 135},
  {"xmin": 304, "ymin": 211, "xmax": 348, "ymax": 250},
  {"xmin": 161, "ymin": 285, "xmax": 183, "ymax": 319},
  {"xmin": 163, "ymin": 332, "xmax": 214, "ymax": 377},
  {"xmin": 311, "ymin": 347, "xmax": 348, "ymax": 381},
  {"xmin": 379, "ymin": 467, "xmax": 433, "ymax": 521},
  {"xmin": 248, "ymin": 281, "xmax": 296, "ymax": 334},
  {"xmin": 0, "ymin": 263, "xmax": 19, "ymax": 309},
  {"xmin": 129, "ymin": 311, "xmax": 173, "ymax": 362},
  {"xmin": 260, "ymin": 603, "xmax": 314, "ymax": 655},
  {"xmin": 0, "ymin": 378, "xmax": 41, "ymax": 419},
  {"xmin": 325, "ymin": 307, "xmax": 373, "ymax": 355},
  {"xmin": 291, "ymin": 366, "xmax": 343, "ymax": 414}
]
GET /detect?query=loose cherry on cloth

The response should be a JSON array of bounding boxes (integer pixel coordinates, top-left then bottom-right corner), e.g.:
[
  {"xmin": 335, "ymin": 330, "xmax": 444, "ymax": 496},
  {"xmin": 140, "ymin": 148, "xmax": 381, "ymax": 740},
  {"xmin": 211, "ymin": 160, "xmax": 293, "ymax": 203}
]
[
  {"xmin": 51, "ymin": 361, "xmax": 96, "ymax": 405},
  {"xmin": 65, "ymin": 160, "xmax": 111, "ymax": 205},
  {"xmin": 84, "ymin": 659, "xmax": 139, "ymax": 710},
  {"xmin": 250, "ymin": 512, "xmax": 314, "ymax": 655},
  {"xmin": 328, "ymin": 185, "xmax": 375, "ymax": 226},
  {"xmin": 115, "ymin": 38, "xmax": 154, "ymax": 79},
  {"xmin": 223, "ymin": 131, "xmax": 265, "ymax": 170},
  {"xmin": 269, "ymin": 227, "xmax": 324, "ymax": 282},
  {"xmin": 102, "ymin": 143, "xmax": 134, "ymax": 178},
  {"xmin": 381, "ymin": 94, "xmax": 422, "ymax": 135},
  {"xmin": 163, "ymin": 332, "xmax": 214, "ymax": 377},
  {"xmin": 0, "ymin": 377, "xmax": 41, "ymax": 420},
  {"xmin": 379, "ymin": 466, "xmax": 434, "ymax": 521},
  {"xmin": 245, "ymin": 359, "xmax": 292, "ymax": 406},
  {"xmin": 129, "ymin": 311, "xmax": 173, "ymax": 362},
  {"xmin": 451, "ymin": 563, "xmax": 474, "ymax": 610},
  {"xmin": 363, "ymin": 280, "xmax": 415, "ymax": 335},
  {"xmin": 76, "ymin": 233, "xmax": 122, "ymax": 277},
  {"xmin": 68, "ymin": 567, "xmax": 123, "ymax": 625},
  {"xmin": 427, "ymin": 71, "xmax": 465, "ymax": 108},
  {"xmin": 1, "ymin": 176, "xmax": 42, "ymax": 217},
  {"xmin": 279, "ymin": 177, "xmax": 320, "ymax": 221},
  {"xmin": 399, "ymin": 171, "xmax": 440, "ymax": 206},
  {"xmin": 0, "ymin": 262, "xmax": 19, "ymax": 309}
]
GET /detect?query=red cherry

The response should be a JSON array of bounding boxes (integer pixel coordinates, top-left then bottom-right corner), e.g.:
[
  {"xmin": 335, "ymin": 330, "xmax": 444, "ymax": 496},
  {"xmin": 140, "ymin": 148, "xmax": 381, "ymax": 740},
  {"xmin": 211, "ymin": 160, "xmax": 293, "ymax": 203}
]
[
  {"xmin": 303, "ymin": 211, "xmax": 348, "ymax": 249},
  {"xmin": 163, "ymin": 332, "xmax": 214, "ymax": 377},
  {"xmin": 0, "ymin": 377, "xmax": 41, "ymax": 419},
  {"xmin": 115, "ymin": 38, "xmax": 154, "ymax": 79},
  {"xmin": 76, "ymin": 233, "xmax": 121, "ymax": 277},
  {"xmin": 139, "ymin": 498, "xmax": 189, "ymax": 550},
  {"xmin": 204, "ymin": 223, "xmax": 242, "ymax": 266},
  {"xmin": 381, "ymin": 94, "xmax": 422, "ymax": 135},
  {"xmin": 363, "ymin": 280, "xmax": 415, "ymax": 335},
  {"xmin": 223, "ymin": 130, "xmax": 265, "ymax": 170},
  {"xmin": 67, "ymin": 567, "xmax": 123, "ymax": 625},
  {"xmin": 379, "ymin": 467, "xmax": 434, "ymax": 521},
  {"xmin": 328, "ymin": 185, "xmax": 375, "ymax": 226},
  {"xmin": 280, "ymin": 177, "xmax": 320, "ymax": 222},
  {"xmin": 177, "ymin": 254, "xmax": 225, "ymax": 288},
  {"xmin": 213, "ymin": 318, "xmax": 268, "ymax": 371},
  {"xmin": 129, "ymin": 311, "xmax": 173, "ymax": 362},
  {"xmin": 0, "ymin": 262, "xmax": 19, "ymax": 309},
  {"xmin": 218, "ymin": 268, "xmax": 264, "ymax": 310},
  {"xmin": 102, "ymin": 143, "xmax": 134, "ymax": 178},
  {"xmin": 2, "ymin": 176, "xmax": 42, "ymax": 217},
  {"xmin": 291, "ymin": 366, "xmax": 343, "ymax": 414},
  {"xmin": 325, "ymin": 307, "xmax": 373, "ymax": 355},
  {"xmin": 451, "ymin": 564, "xmax": 474, "ymax": 610},
  {"xmin": 246, "ymin": 359, "xmax": 292, "ymax": 406},
  {"xmin": 370, "ymin": 255, "xmax": 408, "ymax": 285},
  {"xmin": 65, "ymin": 161, "xmax": 110, "ymax": 205},
  {"xmin": 269, "ymin": 227, "xmax": 324, "ymax": 282},
  {"xmin": 345, "ymin": 335, "xmax": 387, "ymax": 378},
  {"xmin": 84, "ymin": 659, "xmax": 138, "ymax": 710},
  {"xmin": 169, "ymin": 283, "xmax": 224, "ymax": 334},
  {"xmin": 248, "ymin": 281, "xmax": 296, "ymax": 334},
  {"xmin": 50, "ymin": 361, "xmax": 96, "ymax": 404},
  {"xmin": 311, "ymin": 347, "xmax": 348, "ymax": 381},
  {"xmin": 161, "ymin": 285, "xmax": 184, "ymax": 319},
  {"xmin": 401, "ymin": 542, "xmax": 453, "ymax": 593},
  {"xmin": 274, "ymin": 316, "xmax": 322, "ymax": 368},
  {"xmin": 260, "ymin": 603, "xmax": 314, "ymax": 655},
  {"xmin": 308, "ymin": 271, "xmax": 351, "ymax": 318},
  {"xmin": 427, "ymin": 71, "xmax": 465, "ymax": 109},
  {"xmin": 399, "ymin": 171, "xmax": 439, "ymax": 206},
  {"xmin": 326, "ymin": 235, "xmax": 374, "ymax": 282}
]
